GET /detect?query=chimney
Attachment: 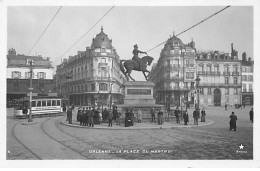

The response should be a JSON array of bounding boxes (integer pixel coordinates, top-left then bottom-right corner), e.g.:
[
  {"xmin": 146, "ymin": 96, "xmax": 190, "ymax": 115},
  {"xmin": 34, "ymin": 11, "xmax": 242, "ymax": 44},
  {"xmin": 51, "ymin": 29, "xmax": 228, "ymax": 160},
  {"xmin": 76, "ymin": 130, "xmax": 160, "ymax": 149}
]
[
  {"xmin": 248, "ymin": 57, "xmax": 251, "ymax": 62},
  {"xmin": 231, "ymin": 43, "xmax": 234, "ymax": 53},
  {"xmin": 242, "ymin": 52, "xmax": 247, "ymax": 62},
  {"xmin": 8, "ymin": 48, "xmax": 16, "ymax": 56}
]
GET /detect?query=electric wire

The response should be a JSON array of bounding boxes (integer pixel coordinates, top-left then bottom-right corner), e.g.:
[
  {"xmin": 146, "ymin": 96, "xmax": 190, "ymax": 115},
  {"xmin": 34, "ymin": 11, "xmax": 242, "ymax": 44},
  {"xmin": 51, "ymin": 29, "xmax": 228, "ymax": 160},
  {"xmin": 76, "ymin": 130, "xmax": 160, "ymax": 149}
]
[
  {"xmin": 146, "ymin": 6, "xmax": 231, "ymax": 53},
  {"xmin": 27, "ymin": 6, "xmax": 62, "ymax": 55},
  {"xmin": 53, "ymin": 6, "xmax": 115, "ymax": 65}
]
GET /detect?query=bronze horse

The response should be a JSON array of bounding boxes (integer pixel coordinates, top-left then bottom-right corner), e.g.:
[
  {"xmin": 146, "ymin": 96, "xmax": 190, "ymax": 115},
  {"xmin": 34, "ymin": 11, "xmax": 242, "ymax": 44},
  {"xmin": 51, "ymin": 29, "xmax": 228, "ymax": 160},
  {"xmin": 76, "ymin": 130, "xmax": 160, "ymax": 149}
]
[{"xmin": 120, "ymin": 56, "xmax": 154, "ymax": 81}]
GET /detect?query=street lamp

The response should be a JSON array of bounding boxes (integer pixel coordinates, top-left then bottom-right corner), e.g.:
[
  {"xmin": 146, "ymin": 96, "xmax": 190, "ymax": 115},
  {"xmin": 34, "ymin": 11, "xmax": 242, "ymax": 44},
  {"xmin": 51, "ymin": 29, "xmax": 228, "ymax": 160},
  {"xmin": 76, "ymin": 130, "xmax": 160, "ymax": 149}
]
[
  {"xmin": 195, "ymin": 75, "xmax": 201, "ymax": 111},
  {"xmin": 109, "ymin": 83, "xmax": 113, "ymax": 111},
  {"xmin": 28, "ymin": 60, "xmax": 34, "ymax": 122}
]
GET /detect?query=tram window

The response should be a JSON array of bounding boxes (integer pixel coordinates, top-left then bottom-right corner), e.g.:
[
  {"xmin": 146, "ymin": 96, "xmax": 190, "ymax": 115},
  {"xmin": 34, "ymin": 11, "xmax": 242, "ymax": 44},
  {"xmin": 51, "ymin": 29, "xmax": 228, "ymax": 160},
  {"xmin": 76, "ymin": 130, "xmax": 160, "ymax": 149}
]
[
  {"xmin": 52, "ymin": 100, "xmax": 56, "ymax": 106},
  {"xmin": 32, "ymin": 101, "xmax": 36, "ymax": 107},
  {"xmin": 42, "ymin": 101, "xmax": 46, "ymax": 106},
  {"xmin": 57, "ymin": 100, "xmax": 61, "ymax": 106},
  {"xmin": 37, "ymin": 101, "xmax": 42, "ymax": 107},
  {"xmin": 47, "ymin": 100, "xmax": 51, "ymax": 106}
]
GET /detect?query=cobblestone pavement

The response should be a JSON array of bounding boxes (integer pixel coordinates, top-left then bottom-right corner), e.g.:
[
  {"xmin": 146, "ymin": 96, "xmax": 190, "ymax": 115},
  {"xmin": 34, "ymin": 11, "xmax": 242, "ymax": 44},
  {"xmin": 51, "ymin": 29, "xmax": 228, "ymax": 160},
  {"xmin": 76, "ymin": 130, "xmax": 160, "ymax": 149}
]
[{"xmin": 6, "ymin": 106, "xmax": 253, "ymax": 160}]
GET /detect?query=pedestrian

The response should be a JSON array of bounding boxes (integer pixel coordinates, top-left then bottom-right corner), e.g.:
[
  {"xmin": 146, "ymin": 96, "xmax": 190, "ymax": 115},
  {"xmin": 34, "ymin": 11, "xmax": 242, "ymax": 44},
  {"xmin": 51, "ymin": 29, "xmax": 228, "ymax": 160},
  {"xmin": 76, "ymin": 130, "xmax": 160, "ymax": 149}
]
[
  {"xmin": 82, "ymin": 108, "xmax": 87, "ymax": 126},
  {"xmin": 229, "ymin": 111, "xmax": 237, "ymax": 131},
  {"xmin": 150, "ymin": 107, "xmax": 156, "ymax": 123},
  {"xmin": 62, "ymin": 104, "xmax": 66, "ymax": 113},
  {"xmin": 22, "ymin": 106, "xmax": 28, "ymax": 115},
  {"xmin": 98, "ymin": 109, "xmax": 102, "ymax": 124},
  {"xmin": 193, "ymin": 108, "xmax": 199, "ymax": 125},
  {"xmin": 174, "ymin": 107, "xmax": 180, "ymax": 124},
  {"xmin": 201, "ymin": 108, "xmax": 206, "ymax": 122},
  {"xmin": 67, "ymin": 107, "xmax": 73, "ymax": 124},
  {"xmin": 102, "ymin": 108, "xmax": 108, "ymax": 123},
  {"xmin": 137, "ymin": 109, "xmax": 142, "ymax": 123},
  {"xmin": 130, "ymin": 108, "xmax": 135, "ymax": 126},
  {"xmin": 93, "ymin": 108, "xmax": 99, "ymax": 124},
  {"xmin": 225, "ymin": 103, "xmax": 227, "ymax": 110},
  {"xmin": 183, "ymin": 110, "xmax": 189, "ymax": 125},
  {"xmin": 108, "ymin": 110, "xmax": 113, "ymax": 127},
  {"xmin": 78, "ymin": 107, "xmax": 83, "ymax": 125},
  {"xmin": 116, "ymin": 110, "xmax": 121, "ymax": 125},
  {"xmin": 249, "ymin": 108, "xmax": 253, "ymax": 123},
  {"xmin": 88, "ymin": 107, "xmax": 94, "ymax": 127},
  {"xmin": 157, "ymin": 109, "xmax": 163, "ymax": 125},
  {"xmin": 125, "ymin": 108, "xmax": 131, "ymax": 127}
]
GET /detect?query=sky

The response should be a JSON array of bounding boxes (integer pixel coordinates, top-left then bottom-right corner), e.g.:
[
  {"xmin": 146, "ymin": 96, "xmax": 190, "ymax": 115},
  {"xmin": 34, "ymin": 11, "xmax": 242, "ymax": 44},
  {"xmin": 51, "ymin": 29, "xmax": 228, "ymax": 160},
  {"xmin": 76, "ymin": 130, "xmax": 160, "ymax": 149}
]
[{"xmin": 6, "ymin": 3, "xmax": 255, "ymax": 81}]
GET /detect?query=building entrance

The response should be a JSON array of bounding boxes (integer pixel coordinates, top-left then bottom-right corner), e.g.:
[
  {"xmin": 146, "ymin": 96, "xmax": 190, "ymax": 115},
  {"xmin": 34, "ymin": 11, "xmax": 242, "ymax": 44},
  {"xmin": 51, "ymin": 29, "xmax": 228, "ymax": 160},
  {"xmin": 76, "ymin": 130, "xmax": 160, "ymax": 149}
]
[{"xmin": 214, "ymin": 88, "xmax": 221, "ymax": 106}]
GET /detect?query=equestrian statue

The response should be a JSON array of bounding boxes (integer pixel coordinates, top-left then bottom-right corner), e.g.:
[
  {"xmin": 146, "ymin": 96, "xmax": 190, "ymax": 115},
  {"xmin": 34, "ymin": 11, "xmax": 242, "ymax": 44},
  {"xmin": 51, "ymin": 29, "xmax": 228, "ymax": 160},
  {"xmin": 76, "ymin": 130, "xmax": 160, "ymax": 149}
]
[{"xmin": 120, "ymin": 44, "xmax": 154, "ymax": 81}]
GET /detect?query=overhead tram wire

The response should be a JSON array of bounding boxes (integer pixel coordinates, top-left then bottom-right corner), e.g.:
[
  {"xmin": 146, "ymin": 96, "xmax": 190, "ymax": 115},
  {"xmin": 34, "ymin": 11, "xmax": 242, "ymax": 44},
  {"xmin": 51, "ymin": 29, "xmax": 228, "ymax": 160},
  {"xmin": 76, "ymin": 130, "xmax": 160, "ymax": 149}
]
[
  {"xmin": 146, "ymin": 5, "xmax": 231, "ymax": 53},
  {"xmin": 53, "ymin": 6, "xmax": 115, "ymax": 65},
  {"xmin": 27, "ymin": 6, "xmax": 63, "ymax": 56}
]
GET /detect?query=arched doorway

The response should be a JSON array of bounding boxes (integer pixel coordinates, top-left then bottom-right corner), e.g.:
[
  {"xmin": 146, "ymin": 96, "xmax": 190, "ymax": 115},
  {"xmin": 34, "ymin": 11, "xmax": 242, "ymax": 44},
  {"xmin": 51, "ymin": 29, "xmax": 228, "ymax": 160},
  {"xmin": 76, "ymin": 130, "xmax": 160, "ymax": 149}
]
[{"xmin": 214, "ymin": 88, "xmax": 221, "ymax": 106}]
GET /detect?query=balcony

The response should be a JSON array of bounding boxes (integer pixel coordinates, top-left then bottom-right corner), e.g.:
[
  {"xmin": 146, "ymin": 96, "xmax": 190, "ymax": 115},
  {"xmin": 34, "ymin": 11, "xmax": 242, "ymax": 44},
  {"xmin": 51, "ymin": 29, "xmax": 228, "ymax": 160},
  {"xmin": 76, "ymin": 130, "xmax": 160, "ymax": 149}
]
[
  {"xmin": 249, "ymin": 89, "xmax": 253, "ymax": 92},
  {"xmin": 243, "ymin": 89, "xmax": 247, "ymax": 92},
  {"xmin": 185, "ymin": 64, "xmax": 195, "ymax": 68},
  {"xmin": 99, "ymin": 63, "xmax": 108, "ymax": 67},
  {"xmin": 223, "ymin": 72, "xmax": 231, "ymax": 76},
  {"xmin": 232, "ymin": 72, "xmax": 239, "ymax": 76}
]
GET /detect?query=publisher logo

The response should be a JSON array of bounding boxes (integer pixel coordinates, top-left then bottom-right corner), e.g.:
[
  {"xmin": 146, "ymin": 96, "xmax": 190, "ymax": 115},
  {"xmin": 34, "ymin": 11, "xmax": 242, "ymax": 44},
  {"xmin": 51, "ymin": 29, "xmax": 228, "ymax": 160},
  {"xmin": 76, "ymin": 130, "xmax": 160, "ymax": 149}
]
[{"xmin": 236, "ymin": 144, "xmax": 247, "ymax": 154}]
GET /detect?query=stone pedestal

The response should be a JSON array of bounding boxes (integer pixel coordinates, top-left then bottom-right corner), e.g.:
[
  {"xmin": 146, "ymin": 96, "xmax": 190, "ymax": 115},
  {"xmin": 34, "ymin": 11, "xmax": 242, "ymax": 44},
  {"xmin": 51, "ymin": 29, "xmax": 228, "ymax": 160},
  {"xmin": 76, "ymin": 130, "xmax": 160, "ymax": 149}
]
[
  {"xmin": 123, "ymin": 81, "xmax": 155, "ymax": 105},
  {"xmin": 117, "ymin": 81, "xmax": 164, "ymax": 119}
]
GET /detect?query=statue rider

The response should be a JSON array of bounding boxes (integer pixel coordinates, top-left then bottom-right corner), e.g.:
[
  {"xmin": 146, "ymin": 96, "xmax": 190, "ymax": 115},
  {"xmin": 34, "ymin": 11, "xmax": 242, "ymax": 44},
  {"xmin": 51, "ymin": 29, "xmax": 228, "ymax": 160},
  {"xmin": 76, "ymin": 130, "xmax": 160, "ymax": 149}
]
[{"xmin": 132, "ymin": 44, "xmax": 147, "ymax": 70}]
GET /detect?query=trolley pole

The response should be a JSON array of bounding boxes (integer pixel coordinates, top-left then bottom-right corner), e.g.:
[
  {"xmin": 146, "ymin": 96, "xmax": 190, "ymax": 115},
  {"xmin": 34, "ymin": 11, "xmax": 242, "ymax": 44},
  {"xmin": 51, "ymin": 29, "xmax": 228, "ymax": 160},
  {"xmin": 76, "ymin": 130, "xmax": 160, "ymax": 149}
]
[{"xmin": 28, "ymin": 60, "xmax": 33, "ymax": 122}]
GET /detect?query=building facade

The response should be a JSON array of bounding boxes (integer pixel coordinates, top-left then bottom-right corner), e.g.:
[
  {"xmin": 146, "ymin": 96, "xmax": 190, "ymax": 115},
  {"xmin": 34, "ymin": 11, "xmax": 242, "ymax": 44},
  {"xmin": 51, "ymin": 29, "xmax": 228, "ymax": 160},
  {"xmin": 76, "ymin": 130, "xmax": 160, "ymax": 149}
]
[
  {"xmin": 148, "ymin": 35, "xmax": 197, "ymax": 108},
  {"xmin": 7, "ymin": 48, "xmax": 54, "ymax": 104},
  {"xmin": 54, "ymin": 27, "xmax": 127, "ymax": 108},
  {"xmin": 196, "ymin": 44, "xmax": 242, "ymax": 107},
  {"xmin": 241, "ymin": 52, "xmax": 254, "ymax": 105}
]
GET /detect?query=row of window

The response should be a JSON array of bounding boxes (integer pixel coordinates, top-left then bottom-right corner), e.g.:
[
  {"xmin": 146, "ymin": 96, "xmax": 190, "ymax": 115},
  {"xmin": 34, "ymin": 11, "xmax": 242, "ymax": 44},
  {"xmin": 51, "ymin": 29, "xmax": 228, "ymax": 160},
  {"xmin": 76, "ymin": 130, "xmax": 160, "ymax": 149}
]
[
  {"xmin": 199, "ymin": 65, "xmax": 238, "ymax": 73},
  {"xmin": 242, "ymin": 75, "xmax": 253, "ymax": 81},
  {"xmin": 242, "ymin": 67, "xmax": 253, "ymax": 73},
  {"xmin": 225, "ymin": 77, "xmax": 238, "ymax": 85},
  {"xmin": 242, "ymin": 83, "xmax": 253, "ymax": 92},
  {"xmin": 64, "ymin": 83, "xmax": 110, "ymax": 93},
  {"xmin": 198, "ymin": 88, "xmax": 239, "ymax": 95},
  {"xmin": 12, "ymin": 71, "xmax": 46, "ymax": 79}
]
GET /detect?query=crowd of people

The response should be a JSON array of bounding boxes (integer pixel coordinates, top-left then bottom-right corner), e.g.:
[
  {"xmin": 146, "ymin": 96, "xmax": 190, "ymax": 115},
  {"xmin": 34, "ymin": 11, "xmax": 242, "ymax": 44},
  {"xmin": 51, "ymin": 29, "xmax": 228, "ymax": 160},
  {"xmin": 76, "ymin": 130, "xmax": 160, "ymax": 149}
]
[{"xmin": 63, "ymin": 104, "xmax": 253, "ymax": 130}]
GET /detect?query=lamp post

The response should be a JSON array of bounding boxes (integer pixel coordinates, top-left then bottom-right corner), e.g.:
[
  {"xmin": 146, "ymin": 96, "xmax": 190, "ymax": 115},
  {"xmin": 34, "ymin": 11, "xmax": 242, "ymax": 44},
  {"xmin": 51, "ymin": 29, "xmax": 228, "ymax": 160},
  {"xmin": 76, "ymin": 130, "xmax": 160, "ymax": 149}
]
[
  {"xmin": 109, "ymin": 83, "xmax": 113, "ymax": 111},
  {"xmin": 28, "ymin": 60, "xmax": 33, "ymax": 122},
  {"xmin": 195, "ymin": 75, "xmax": 201, "ymax": 111}
]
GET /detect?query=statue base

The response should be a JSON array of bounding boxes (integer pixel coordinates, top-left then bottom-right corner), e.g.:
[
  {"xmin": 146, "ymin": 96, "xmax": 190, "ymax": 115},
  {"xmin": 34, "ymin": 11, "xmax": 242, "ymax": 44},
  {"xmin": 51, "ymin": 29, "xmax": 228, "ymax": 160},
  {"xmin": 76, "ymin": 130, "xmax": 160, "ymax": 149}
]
[{"xmin": 117, "ymin": 81, "xmax": 164, "ymax": 119}]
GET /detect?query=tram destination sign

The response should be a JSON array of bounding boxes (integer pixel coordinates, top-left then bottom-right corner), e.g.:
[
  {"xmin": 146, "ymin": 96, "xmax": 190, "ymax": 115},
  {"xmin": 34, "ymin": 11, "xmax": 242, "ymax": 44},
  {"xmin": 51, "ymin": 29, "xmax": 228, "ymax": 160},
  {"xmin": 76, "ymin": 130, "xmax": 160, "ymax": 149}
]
[{"xmin": 127, "ymin": 89, "xmax": 151, "ymax": 95}]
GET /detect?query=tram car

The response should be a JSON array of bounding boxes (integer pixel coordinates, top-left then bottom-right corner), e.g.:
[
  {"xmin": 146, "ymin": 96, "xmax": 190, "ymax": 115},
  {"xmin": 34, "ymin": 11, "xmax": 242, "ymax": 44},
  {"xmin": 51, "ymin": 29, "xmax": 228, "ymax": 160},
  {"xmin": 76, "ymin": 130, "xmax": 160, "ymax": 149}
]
[{"xmin": 14, "ymin": 96, "xmax": 64, "ymax": 117}]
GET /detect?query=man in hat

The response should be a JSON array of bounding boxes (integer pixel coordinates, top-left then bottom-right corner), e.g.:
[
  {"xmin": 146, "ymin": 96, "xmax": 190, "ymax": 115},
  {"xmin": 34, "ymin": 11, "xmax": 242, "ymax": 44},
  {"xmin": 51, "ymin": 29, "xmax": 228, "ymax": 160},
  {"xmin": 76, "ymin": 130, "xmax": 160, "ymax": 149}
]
[
  {"xmin": 229, "ymin": 111, "xmax": 237, "ymax": 131},
  {"xmin": 132, "ymin": 44, "xmax": 147, "ymax": 70}
]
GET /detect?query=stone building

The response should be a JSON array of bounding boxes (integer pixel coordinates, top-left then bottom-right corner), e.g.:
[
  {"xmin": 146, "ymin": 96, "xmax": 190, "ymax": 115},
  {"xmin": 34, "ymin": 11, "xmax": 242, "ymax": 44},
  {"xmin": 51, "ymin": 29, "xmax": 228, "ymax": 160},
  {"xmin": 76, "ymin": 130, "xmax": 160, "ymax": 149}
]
[
  {"xmin": 7, "ymin": 48, "xmax": 54, "ymax": 104},
  {"xmin": 54, "ymin": 27, "xmax": 127, "ymax": 108},
  {"xmin": 241, "ymin": 52, "xmax": 254, "ymax": 105},
  {"xmin": 148, "ymin": 34, "xmax": 197, "ymax": 108},
  {"xmin": 195, "ymin": 44, "xmax": 242, "ymax": 107}
]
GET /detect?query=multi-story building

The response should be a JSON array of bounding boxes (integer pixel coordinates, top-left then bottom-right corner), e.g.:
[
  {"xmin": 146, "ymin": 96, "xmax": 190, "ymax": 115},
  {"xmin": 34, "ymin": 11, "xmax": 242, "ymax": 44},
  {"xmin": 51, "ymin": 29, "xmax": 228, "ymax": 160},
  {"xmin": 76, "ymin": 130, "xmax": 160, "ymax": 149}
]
[
  {"xmin": 241, "ymin": 52, "xmax": 254, "ymax": 105},
  {"xmin": 7, "ymin": 48, "xmax": 54, "ymax": 104},
  {"xmin": 54, "ymin": 27, "xmax": 127, "ymax": 107},
  {"xmin": 195, "ymin": 44, "xmax": 242, "ymax": 106},
  {"xmin": 148, "ymin": 35, "xmax": 197, "ymax": 107}
]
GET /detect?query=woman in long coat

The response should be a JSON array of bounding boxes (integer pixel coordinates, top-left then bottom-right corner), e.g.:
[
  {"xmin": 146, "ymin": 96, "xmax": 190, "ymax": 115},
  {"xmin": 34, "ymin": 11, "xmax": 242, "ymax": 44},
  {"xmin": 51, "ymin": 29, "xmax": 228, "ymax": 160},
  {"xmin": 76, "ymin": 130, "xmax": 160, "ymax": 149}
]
[{"xmin": 183, "ymin": 110, "xmax": 189, "ymax": 125}]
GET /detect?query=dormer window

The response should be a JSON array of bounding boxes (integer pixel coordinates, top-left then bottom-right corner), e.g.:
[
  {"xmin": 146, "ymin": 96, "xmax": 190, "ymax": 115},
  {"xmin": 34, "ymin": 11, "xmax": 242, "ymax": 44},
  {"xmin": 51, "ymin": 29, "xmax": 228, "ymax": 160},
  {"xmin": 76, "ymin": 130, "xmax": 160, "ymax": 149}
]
[{"xmin": 101, "ymin": 48, "xmax": 106, "ymax": 53}]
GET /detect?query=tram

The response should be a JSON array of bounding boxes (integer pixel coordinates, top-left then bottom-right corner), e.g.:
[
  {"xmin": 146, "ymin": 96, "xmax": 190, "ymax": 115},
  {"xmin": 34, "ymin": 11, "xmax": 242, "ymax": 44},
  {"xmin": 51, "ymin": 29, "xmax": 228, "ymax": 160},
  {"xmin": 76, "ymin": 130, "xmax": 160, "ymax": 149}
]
[{"xmin": 14, "ymin": 96, "xmax": 64, "ymax": 117}]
